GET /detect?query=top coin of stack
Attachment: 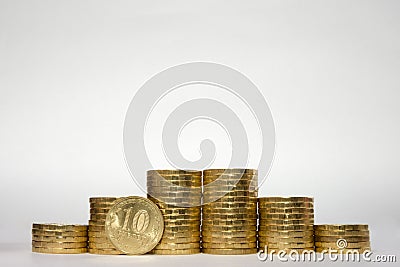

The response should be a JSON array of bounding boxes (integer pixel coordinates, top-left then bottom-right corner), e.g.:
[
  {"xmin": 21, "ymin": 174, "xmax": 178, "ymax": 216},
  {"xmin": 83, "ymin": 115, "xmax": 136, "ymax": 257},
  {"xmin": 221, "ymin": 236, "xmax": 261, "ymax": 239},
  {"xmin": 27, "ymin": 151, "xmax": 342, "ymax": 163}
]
[
  {"xmin": 88, "ymin": 197, "xmax": 123, "ymax": 255},
  {"xmin": 147, "ymin": 170, "xmax": 202, "ymax": 255},
  {"xmin": 314, "ymin": 224, "xmax": 371, "ymax": 253},
  {"xmin": 202, "ymin": 169, "xmax": 258, "ymax": 255},
  {"xmin": 258, "ymin": 197, "xmax": 314, "ymax": 253},
  {"xmin": 32, "ymin": 223, "xmax": 88, "ymax": 254}
]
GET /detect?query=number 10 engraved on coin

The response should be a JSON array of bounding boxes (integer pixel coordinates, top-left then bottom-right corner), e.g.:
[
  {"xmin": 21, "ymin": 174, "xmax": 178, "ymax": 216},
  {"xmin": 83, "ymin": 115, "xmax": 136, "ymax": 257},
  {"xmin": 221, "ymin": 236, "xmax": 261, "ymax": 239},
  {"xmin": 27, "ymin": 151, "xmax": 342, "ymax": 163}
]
[{"xmin": 105, "ymin": 196, "xmax": 164, "ymax": 254}]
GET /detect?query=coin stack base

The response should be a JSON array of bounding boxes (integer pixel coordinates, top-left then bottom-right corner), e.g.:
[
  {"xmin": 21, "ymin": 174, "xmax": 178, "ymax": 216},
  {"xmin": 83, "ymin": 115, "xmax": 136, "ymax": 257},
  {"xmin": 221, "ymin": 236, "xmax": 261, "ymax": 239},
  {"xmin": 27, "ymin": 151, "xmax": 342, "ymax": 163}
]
[
  {"xmin": 314, "ymin": 224, "xmax": 371, "ymax": 253},
  {"xmin": 147, "ymin": 170, "xmax": 202, "ymax": 255},
  {"xmin": 88, "ymin": 197, "xmax": 123, "ymax": 255},
  {"xmin": 258, "ymin": 197, "xmax": 315, "ymax": 253},
  {"xmin": 202, "ymin": 169, "xmax": 258, "ymax": 255},
  {"xmin": 31, "ymin": 223, "xmax": 88, "ymax": 254}
]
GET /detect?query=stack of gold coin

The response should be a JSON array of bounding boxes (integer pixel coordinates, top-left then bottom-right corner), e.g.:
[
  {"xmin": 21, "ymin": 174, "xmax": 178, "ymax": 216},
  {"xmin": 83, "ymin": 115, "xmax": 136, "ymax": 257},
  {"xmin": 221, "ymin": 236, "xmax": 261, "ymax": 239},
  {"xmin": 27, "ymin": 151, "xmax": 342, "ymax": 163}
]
[
  {"xmin": 258, "ymin": 197, "xmax": 314, "ymax": 253},
  {"xmin": 314, "ymin": 224, "xmax": 371, "ymax": 253},
  {"xmin": 32, "ymin": 223, "xmax": 88, "ymax": 254},
  {"xmin": 147, "ymin": 170, "xmax": 202, "ymax": 255},
  {"xmin": 202, "ymin": 169, "xmax": 258, "ymax": 255},
  {"xmin": 88, "ymin": 197, "xmax": 123, "ymax": 255}
]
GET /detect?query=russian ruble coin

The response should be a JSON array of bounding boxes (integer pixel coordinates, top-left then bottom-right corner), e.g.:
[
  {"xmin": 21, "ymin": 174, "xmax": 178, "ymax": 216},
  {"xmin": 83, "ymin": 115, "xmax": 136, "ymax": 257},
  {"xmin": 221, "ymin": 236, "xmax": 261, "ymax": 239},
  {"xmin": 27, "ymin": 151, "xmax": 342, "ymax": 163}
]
[
  {"xmin": 260, "ymin": 213, "xmax": 314, "ymax": 220},
  {"xmin": 32, "ymin": 224, "xmax": 87, "ymax": 232},
  {"xmin": 261, "ymin": 241, "xmax": 315, "ymax": 249},
  {"xmin": 201, "ymin": 248, "xmax": 258, "ymax": 255},
  {"xmin": 32, "ymin": 235, "xmax": 88, "ymax": 242},
  {"xmin": 201, "ymin": 231, "xmax": 257, "ymax": 238},
  {"xmin": 32, "ymin": 229, "xmax": 87, "ymax": 237},
  {"xmin": 315, "ymin": 241, "xmax": 371, "ymax": 249},
  {"xmin": 202, "ymin": 236, "xmax": 257, "ymax": 243},
  {"xmin": 158, "ymin": 236, "xmax": 201, "ymax": 243},
  {"xmin": 259, "ymin": 224, "xmax": 314, "ymax": 231},
  {"xmin": 105, "ymin": 196, "xmax": 164, "ymax": 255},
  {"xmin": 262, "ymin": 219, "xmax": 314, "ymax": 225},
  {"xmin": 153, "ymin": 242, "xmax": 200, "ymax": 250},
  {"xmin": 32, "ymin": 247, "xmax": 87, "ymax": 254},
  {"xmin": 315, "ymin": 236, "xmax": 370, "ymax": 242},
  {"xmin": 258, "ymin": 236, "xmax": 314, "ymax": 243},
  {"xmin": 32, "ymin": 241, "xmax": 87, "ymax": 249},
  {"xmin": 314, "ymin": 225, "xmax": 369, "ymax": 231},
  {"xmin": 88, "ymin": 242, "xmax": 116, "ymax": 250},
  {"xmin": 202, "ymin": 242, "xmax": 257, "ymax": 249},
  {"xmin": 258, "ymin": 230, "xmax": 314, "ymax": 238},
  {"xmin": 150, "ymin": 248, "xmax": 201, "ymax": 255},
  {"xmin": 88, "ymin": 248, "xmax": 123, "ymax": 255},
  {"xmin": 314, "ymin": 229, "xmax": 370, "ymax": 237},
  {"xmin": 259, "ymin": 197, "xmax": 313, "ymax": 203},
  {"xmin": 202, "ymin": 224, "xmax": 257, "ymax": 231},
  {"xmin": 89, "ymin": 197, "xmax": 117, "ymax": 203},
  {"xmin": 202, "ymin": 202, "xmax": 257, "ymax": 209}
]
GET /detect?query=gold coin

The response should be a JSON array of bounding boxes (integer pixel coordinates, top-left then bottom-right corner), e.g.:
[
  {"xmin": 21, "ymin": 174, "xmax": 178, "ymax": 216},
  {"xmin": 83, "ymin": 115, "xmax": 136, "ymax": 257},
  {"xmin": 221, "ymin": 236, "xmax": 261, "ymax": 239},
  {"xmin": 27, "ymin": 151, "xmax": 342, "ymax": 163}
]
[
  {"xmin": 202, "ymin": 225, "xmax": 257, "ymax": 231},
  {"xmin": 315, "ymin": 236, "xmax": 370, "ymax": 242},
  {"xmin": 32, "ymin": 224, "xmax": 88, "ymax": 232},
  {"xmin": 31, "ymin": 229, "xmax": 87, "ymax": 237},
  {"xmin": 90, "ymin": 214, "xmax": 108, "ymax": 221},
  {"xmin": 163, "ymin": 225, "xmax": 200, "ymax": 232},
  {"xmin": 88, "ymin": 236, "xmax": 112, "ymax": 243},
  {"xmin": 204, "ymin": 183, "xmax": 257, "ymax": 189},
  {"xmin": 105, "ymin": 196, "xmax": 164, "ymax": 255},
  {"xmin": 314, "ymin": 224, "xmax": 369, "ymax": 231},
  {"xmin": 147, "ymin": 181, "xmax": 202, "ymax": 187},
  {"xmin": 159, "ymin": 209, "xmax": 201, "ymax": 216},
  {"xmin": 162, "ymin": 215, "xmax": 200, "ymax": 221},
  {"xmin": 262, "ymin": 219, "xmax": 314, "ymax": 225},
  {"xmin": 89, "ymin": 225, "xmax": 106, "ymax": 232},
  {"xmin": 203, "ymin": 168, "xmax": 257, "ymax": 175},
  {"xmin": 203, "ymin": 202, "xmax": 257, "ymax": 209},
  {"xmin": 147, "ymin": 192, "xmax": 202, "ymax": 198},
  {"xmin": 147, "ymin": 169, "xmax": 202, "ymax": 175},
  {"xmin": 88, "ymin": 242, "xmax": 116, "ymax": 249},
  {"xmin": 149, "ymin": 248, "xmax": 201, "ymax": 255},
  {"xmin": 201, "ymin": 219, "xmax": 257, "ymax": 226},
  {"xmin": 32, "ymin": 241, "xmax": 87, "ymax": 249},
  {"xmin": 315, "ymin": 247, "xmax": 371, "ymax": 253},
  {"xmin": 202, "ymin": 236, "xmax": 257, "ymax": 243},
  {"xmin": 88, "ymin": 248, "xmax": 123, "ymax": 255},
  {"xmin": 260, "ymin": 207, "xmax": 314, "ymax": 214},
  {"xmin": 208, "ymin": 196, "xmax": 257, "ymax": 203},
  {"xmin": 314, "ymin": 229, "xmax": 370, "ymax": 237},
  {"xmin": 260, "ymin": 213, "xmax": 313, "ymax": 220},
  {"xmin": 163, "ymin": 221, "xmax": 201, "ymax": 227},
  {"xmin": 315, "ymin": 241, "xmax": 371, "ymax": 249},
  {"xmin": 88, "ymin": 220, "xmax": 106, "ymax": 227},
  {"xmin": 258, "ymin": 247, "xmax": 315, "ymax": 253},
  {"xmin": 258, "ymin": 236, "xmax": 314, "ymax": 243},
  {"xmin": 159, "ymin": 236, "xmax": 201, "ymax": 243},
  {"xmin": 90, "ymin": 208, "xmax": 111, "ymax": 214},
  {"xmin": 258, "ymin": 230, "xmax": 314, "ymax": 238},
  {"xmin": 204, "ymin": 192, "xmax": 258, "ymax": 199},
  {"xmin": 261, "ymin": 241, "xmax": 315, "ymax": 249},
  {"xmin": 32, "ymin": 247, "xmax": 87, "ymax": 254},
  {"xmin": 160, "ymin": 231, "xmax": 200, "ymax": 238},
  {"xmin": 202, "ymin": 207, "xmax": 257, "ymax": 214},
  {"xmin": 259, "ymin": 197, "xmax": 313, "ymax": 203},
  {"xmin": 89, "ymin": 197, "xmax": 117, "ymax": 203},
  {"xmin": 259, "ymin": 225, "xmax": 314, "ymax": 231},
  {"xmin": 201, "ymin": 231, "xmax": 257, "ymax": 238},
  {"xmin": 154, "ymin": 242, "xmax": 200, "ymax": 250},
  {"xmin": 201, "ymin": 248, "xmax": 257, "ymax": 255},
  {"xmin": 32, "ymin": 235, "xmax": 87, "ymax": 242},
  {"xmin": 259, "ymin": 202, "xmax": 314, "ymax": 209},
  {"xmin": 202, "ymin": 242, "xmax": 257, "ymax": 249},
  {"xmin": 148, "ymin": 186, "xmax": 202, "ymax": 192},
  {"xmin": 202, "ymin": 213, "xmax": 257, "ymax": 220}
]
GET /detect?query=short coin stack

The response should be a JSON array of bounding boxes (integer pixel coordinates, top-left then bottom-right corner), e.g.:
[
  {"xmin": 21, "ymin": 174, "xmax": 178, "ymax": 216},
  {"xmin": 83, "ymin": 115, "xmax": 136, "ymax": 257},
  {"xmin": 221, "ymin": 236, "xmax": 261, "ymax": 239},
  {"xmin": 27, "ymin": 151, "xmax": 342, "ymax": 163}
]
[
  {"xmin": 314, "ymin": 224, "xmax": 371, "ymax": 253},
  {"xmin": 88, "ymin": 197, "xmax": 122, "ymax": 255},
  {"xmin": 147, "ymin": 170, "xmax": 202, "ymax": 255},
  {"xmin": 258, "ymin": 197, "xmax": 314, "ymax": 253},
  {"xmin": 202, "ymin": 169, "xmax": 258, "ymax": 255},
  {"xmin": 32, "ymin": 223, "xmax": 88, "ymax": 254}
]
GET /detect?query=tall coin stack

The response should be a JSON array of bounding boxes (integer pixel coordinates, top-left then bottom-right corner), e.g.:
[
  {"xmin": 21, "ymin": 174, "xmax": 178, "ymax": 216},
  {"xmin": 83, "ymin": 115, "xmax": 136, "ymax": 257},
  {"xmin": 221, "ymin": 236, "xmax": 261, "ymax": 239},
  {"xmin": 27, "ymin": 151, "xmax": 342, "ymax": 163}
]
[
  {"xmin": 88, "ymin": 197, "xmax": 123, "ymax": 255},
  {"xmin": 147, "ymin": 170, "xmax": 202, "ymax": 255},
  {"xmin": 314, "ymin": 224, "xmax": 371, "ymax": 253},
  {"xmin": 32, "ymin": 223, "xmax": 88, "ymax": 254},
  {"xmin": 258, "ymin": 197, "xmax": 314, "ymax": 253},
  {"xmin": 202, "ymin": 169, "xmax": 258, "ymax": 255}
]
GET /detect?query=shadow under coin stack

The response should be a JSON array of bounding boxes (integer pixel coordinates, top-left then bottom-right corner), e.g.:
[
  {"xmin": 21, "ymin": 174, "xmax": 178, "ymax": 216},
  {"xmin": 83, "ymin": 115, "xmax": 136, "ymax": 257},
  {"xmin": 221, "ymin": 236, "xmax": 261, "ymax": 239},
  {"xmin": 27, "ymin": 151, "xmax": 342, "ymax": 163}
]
[
  {"xmin": 147, "ymin": 170, "xmax": 202, "ymax": 255},
  {"xmin": 88, "ymin": 197, "xmax": 123, "ymax": 255},
  {"xmin": 202, "ymin": 169, "xmax": 258, "ymax": 255},
  {"xmin": 31, "ymin": 223, "xmax": 88, "ymax": 254},
  {"xmin": 314, "ymin": 224, "xmax": 371, "ymax": 253},
  {"xmin": 258, "ymin": 197, "xmax": 315, "ymax": 253}
]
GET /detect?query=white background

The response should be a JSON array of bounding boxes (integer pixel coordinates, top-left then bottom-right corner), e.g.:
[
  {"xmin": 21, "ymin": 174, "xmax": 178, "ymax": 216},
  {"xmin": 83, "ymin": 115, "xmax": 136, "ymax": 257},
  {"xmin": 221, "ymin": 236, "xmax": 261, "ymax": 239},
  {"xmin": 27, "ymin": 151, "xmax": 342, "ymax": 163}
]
[{"xmin": 0, "ymin": 0, "xmax": 399, "ymax": 266}]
